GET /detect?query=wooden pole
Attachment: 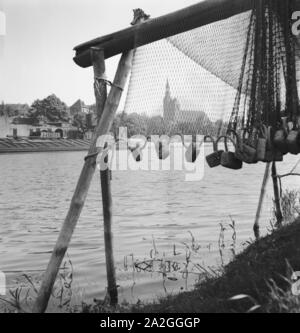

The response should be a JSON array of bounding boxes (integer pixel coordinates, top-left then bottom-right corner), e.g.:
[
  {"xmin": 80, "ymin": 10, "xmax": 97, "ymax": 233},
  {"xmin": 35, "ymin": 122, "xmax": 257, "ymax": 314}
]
[
  {"xmin": 92, "ymin": 48, "xmax": 118, "ymax": 306},
  {"xmin": 32, "ymin": 50, "xmax": 133, "ymax": 313},
  {"xmin": 254, "ymin": 162, "xmax": 271, "ymax": 239},
  {"xmin": 271, "ymin": 161, "xmax": 283, "ymax": 227},
  {"xmin": 73, "ymin": 0, "xmax": 256, "ymax": 68}
]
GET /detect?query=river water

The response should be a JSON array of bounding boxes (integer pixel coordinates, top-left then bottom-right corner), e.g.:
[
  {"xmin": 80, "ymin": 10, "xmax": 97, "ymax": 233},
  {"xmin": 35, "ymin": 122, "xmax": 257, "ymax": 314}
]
[{"xmin": 0, "ymin": 145, "xmax": 299, "ymax": 309}]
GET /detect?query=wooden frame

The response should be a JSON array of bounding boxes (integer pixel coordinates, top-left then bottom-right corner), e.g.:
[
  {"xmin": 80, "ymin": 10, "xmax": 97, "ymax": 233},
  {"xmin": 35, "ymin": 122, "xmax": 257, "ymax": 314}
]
[
  {"xmin": 73, "ymin": 0, "xmax": 255, "ymax": 68},
  {"xmin": 33, "ymin": 0, "xmax": 294, "ymax": 313},
  {"xmin": 32, "ymin": 50, "xmax": 133, "ymax": 313}
]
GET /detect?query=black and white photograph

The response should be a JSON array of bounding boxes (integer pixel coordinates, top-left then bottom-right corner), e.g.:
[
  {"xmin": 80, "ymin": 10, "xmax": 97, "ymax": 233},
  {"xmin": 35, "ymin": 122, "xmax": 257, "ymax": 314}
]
[{"xmin": 1, "ymin": 0, "xmax": 300, "ymax": 319}]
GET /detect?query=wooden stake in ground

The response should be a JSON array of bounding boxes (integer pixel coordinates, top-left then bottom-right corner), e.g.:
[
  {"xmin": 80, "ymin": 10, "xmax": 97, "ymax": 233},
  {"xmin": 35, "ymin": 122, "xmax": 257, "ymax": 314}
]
[
  {"xmin": 272, "ymin": 161, "xmax": 283, "ymax": 227},
  {"xmin": 32, "ymin": 50, "xmax": 133, "ymax": 313},
  {"xmin": 254, "ymin": 162, "xmax": 271, "ymax": 239},
  {"xmin": 92, "ymin": 47, "xmax": 118, "ymax": 306}
]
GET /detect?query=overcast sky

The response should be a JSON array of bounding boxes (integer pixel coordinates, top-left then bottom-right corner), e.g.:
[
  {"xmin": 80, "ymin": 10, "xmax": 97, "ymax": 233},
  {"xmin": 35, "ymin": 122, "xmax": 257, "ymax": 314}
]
[{"xmin": 0, "ymin": 0, "xmax": 202, "ymax": 106}]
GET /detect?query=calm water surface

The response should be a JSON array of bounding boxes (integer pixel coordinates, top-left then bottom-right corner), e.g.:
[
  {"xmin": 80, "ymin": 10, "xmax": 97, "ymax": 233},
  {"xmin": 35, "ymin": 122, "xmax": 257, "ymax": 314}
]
[{"xmin": 0, "ymin": 145, "xmax": 299, "ymax": 309}]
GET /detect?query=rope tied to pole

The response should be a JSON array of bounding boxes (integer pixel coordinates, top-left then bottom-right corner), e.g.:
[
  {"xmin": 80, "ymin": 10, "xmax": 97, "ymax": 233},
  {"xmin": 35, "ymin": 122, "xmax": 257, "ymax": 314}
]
[
  {"xmin": 84, "ymin": 145, "xmax": 110, "ymax": 162},
  {"xmin": 94, "ymin": 76, "xmax": 124, "ymax": 92},
  {"xmin": 84, "ymin": 151, "xmax": 99, "ymax": 161}
]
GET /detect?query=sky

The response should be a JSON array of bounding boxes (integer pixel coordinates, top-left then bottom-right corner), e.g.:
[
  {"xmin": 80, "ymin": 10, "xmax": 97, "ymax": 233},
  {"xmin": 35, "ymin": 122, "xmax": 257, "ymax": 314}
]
[{"xmin": 0, "ymin": 0, "xmax": 203, "ymax": 106}]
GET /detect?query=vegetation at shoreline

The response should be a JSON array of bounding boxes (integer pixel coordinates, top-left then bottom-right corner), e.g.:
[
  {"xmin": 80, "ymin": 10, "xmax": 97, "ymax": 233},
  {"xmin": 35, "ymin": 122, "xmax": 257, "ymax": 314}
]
[
  {"xmin": 79, "ymin": 190, "xmax": 300, "ymax": 313},
  {"xmin": 130, "ymin": 217, "xmax": 300, "ymax": 313},
  {"xmin": 111, "ymin": 111, "xmax": 227, "ymax": 138},
  {"xmin": 3, "ymin": 219, "xmax": 300, "ymax": 313},
  {"xmin": 75, "ymin": 216, "xmax": 300, "ymax": 313}
]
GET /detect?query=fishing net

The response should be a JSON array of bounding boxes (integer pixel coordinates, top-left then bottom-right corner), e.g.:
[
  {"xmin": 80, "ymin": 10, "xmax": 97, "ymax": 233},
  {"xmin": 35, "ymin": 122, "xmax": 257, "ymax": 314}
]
[
  {"xmin": 121, "ymin": 0, "xmax": 300, "ymax": 143},
  {"xmin": 228, "ymin": 0, "xmax": 300, "ymax": 134},
  {"xmin": 123, "ymin": 11, "xmax": 251, "ymax": 137}
]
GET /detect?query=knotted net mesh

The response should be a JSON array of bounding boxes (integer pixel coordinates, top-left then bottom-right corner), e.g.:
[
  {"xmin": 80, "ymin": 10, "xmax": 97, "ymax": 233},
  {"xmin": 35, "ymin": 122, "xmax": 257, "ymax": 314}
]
[{"xmin": 121, "ymin": 0, "xmax": 300, "ymax": 139}]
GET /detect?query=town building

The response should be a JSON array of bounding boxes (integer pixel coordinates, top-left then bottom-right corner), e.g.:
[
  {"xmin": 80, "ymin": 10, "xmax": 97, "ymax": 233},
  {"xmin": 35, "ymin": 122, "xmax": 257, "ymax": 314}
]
[
  {"xmin": 0, "ymin": 99, "xmax": 96, "ymax": 139},
  {"xmin": 69, "ymin": 99, "xmax": 90, "ymax": 116},
  {"xmin": 163, "ymin": 80, "xmax": 203, "ymax": 124}
]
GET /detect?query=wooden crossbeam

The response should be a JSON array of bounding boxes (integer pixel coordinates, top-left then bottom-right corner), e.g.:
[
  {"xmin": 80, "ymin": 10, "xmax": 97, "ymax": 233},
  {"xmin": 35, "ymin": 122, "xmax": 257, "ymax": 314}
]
[{"xmin": 73, "ymin": 0, "xmax": 255, "ymax": 68}]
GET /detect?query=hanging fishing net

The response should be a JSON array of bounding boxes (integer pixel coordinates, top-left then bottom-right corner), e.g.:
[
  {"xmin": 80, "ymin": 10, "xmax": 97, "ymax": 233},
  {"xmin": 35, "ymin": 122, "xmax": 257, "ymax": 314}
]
[
  {"xmin": 228, "ymin": 0, "xmax": 299, "ymax": 132},
  {"xmin": 120, "ymin": 0, "xmax": 300, "ymax": 166},
  {"xmin": 225, "ymin": 0, "xmax": 300, "ymax": 167},
  {"xmin": 123, "ymin": 10, "xmax": 253, "ymax": 137}
]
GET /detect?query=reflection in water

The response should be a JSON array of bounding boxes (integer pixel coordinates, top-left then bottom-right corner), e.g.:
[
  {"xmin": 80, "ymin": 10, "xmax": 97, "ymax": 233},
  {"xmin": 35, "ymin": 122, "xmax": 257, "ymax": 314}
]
[{"xmin": 0, "ymin": 148, "xmax": 299, "ymax": 305}]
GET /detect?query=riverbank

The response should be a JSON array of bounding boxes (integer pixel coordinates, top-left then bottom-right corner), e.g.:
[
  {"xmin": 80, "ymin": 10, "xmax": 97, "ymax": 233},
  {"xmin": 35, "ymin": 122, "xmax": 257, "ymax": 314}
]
[
  {"xmin": 0, "ymin": 138, "xmax": 90, "ymax": 153},
  {"xmin": 82, "ymin": 217, "xmax": 300, "ymax": 313},
  {"xmin": 136, "ymin": 218, "xmax": 300, "ymax": 313}
]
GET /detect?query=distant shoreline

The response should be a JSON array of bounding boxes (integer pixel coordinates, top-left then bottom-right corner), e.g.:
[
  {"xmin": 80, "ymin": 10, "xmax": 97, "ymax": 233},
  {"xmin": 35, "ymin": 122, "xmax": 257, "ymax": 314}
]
[{"xmin": 0, "ymin": 138, "xmax": 90, "ymax": 154}]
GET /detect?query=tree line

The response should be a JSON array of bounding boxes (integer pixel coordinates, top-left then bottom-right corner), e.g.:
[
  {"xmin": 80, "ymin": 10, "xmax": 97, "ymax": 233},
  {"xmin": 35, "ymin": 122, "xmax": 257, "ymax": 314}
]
[
  {"xmin": 111, "ymin": 112, "xmax": 228, "ymax": 138},
  {"xmin": 1, "ymin": 95, "xmax": 227, "ymax": 137}
]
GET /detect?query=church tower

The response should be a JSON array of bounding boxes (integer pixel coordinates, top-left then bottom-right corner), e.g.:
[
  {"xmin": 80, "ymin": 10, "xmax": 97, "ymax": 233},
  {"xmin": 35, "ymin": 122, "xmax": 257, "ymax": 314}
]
[{"xmin": 163, "ymin": 79, "xmax": 176, "ymax": 123}]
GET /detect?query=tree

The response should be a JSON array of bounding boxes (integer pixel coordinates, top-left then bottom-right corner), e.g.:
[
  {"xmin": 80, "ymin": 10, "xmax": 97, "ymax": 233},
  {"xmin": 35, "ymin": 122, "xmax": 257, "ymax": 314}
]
[
  {"xmin": 194, "ymin": 112, "xmax": 214, "ymax": 135},
  {"xmin": 213, "ymin": 119, "xmax": 228, "ymax": 136},
  {"xmin": 0, "ymin": 101, "xmax": 4, "ymax": 117},
  {"xmin": 30, "ymin": 94, "xmax": 69, "ymax": 123},
  {"xmin": 146, "ymin": 115, "xmax": 167, "ymax": 136},
  {"xmin": 111, "ymin": 113, "xmax": 123, "ymax": 138},
  {"xmin": 72, "ymin": 113, "xmax": 87, "ymax": 132},
  {"xmin": 112, "ymin": 112, "xmax": 148, "ymax": 137}
]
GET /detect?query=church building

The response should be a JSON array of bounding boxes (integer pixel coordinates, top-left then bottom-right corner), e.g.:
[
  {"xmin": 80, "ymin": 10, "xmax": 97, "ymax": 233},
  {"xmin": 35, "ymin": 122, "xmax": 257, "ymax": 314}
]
[{"xmin": 163, "ymin": 80, "xmax": 202, "ymax": 124}]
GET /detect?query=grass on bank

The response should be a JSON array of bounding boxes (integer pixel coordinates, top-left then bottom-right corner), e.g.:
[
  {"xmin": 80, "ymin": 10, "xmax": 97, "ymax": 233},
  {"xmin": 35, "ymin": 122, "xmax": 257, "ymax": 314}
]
[
  {"xmin": 81, "ymin": 217, "xmax": 300, "ymax": 313},
  {"xmin": 129, "ymin": 218, "xmax": 300, "ymax": 313},
  {"xmin": 81, "ymin": 189, "xmax": 300, "ymax": 313}
]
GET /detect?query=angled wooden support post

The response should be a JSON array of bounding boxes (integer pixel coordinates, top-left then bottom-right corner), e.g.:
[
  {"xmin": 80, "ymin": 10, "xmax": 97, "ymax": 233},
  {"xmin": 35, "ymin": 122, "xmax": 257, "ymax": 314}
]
[
  {"xmin": 271, "ymin": 161, "xmax": 283, "ymax": 227},
  {"xmin": 91, "ymin": 47, "xmax": 117, "ymax": 306},
  {"xmin": 32, "ymin": 49, "xmax": 133, "ymax": 313},
  {"xmin": 254, "ymin": 162, "xmax": 271, "ymax": 239}
]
